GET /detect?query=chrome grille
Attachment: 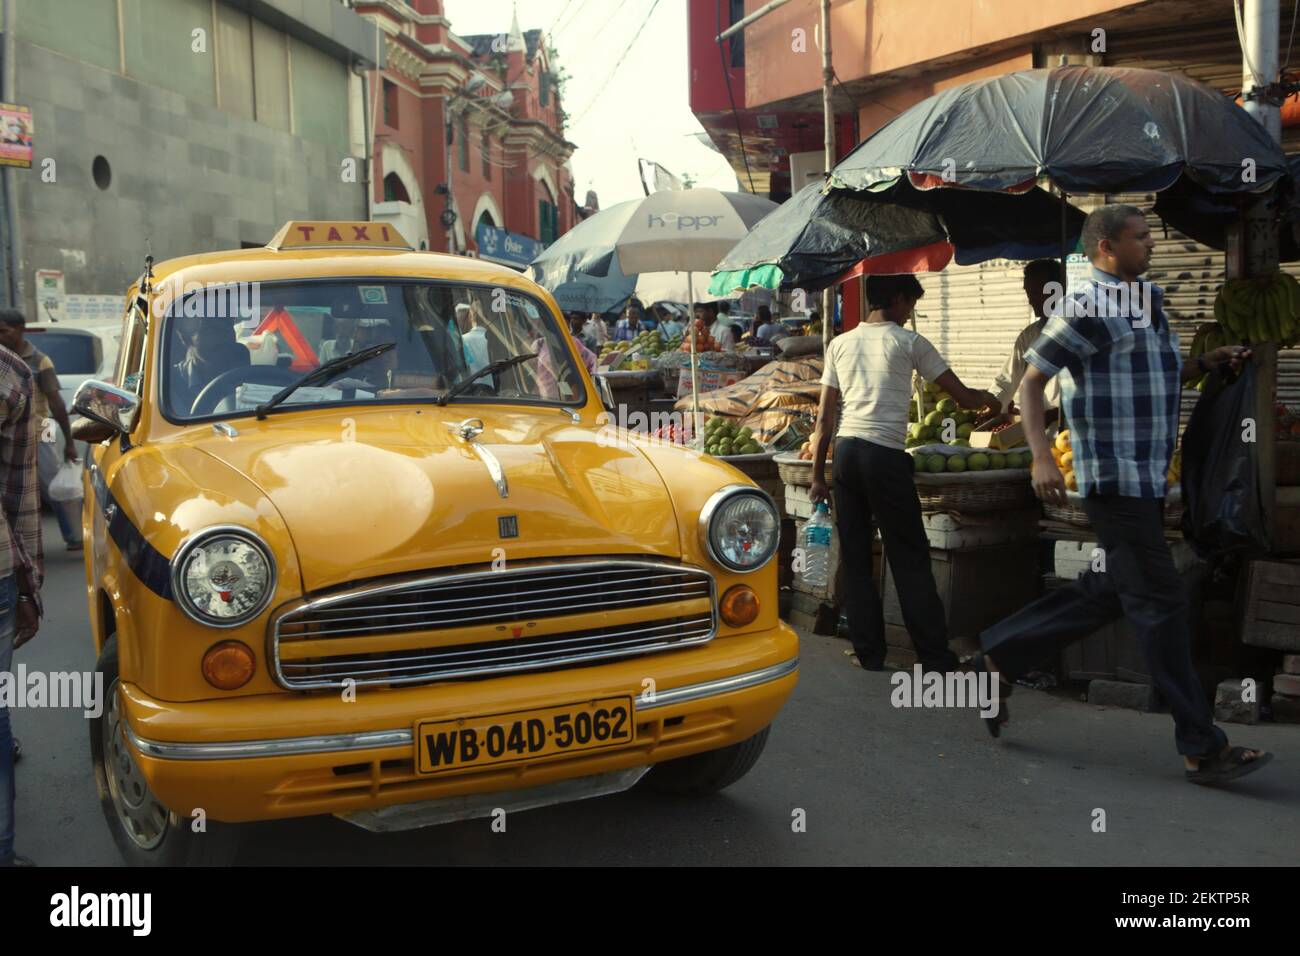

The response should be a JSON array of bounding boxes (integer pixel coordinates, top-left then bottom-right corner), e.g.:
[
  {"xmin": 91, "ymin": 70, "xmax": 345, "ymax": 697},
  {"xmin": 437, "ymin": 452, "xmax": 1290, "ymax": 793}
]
[{"xmin": 271, "ymin": 560, "xmax": 717, "ymax": 690}]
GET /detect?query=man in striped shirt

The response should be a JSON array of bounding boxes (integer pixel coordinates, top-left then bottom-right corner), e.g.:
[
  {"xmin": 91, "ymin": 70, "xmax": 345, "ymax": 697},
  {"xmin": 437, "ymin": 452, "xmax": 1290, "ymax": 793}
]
[
  {"xmin": 0, "ymin": 341, "xmax": 43, "ymax": 866},
  {"xmin": 976, "ymin": 204, "xmax": 1271, "ymax": 786}
]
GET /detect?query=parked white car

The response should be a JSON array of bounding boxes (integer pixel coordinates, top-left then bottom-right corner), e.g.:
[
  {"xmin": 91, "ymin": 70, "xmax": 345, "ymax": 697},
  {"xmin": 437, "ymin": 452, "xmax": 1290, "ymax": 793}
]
[{"xmin": 26, "ymin": 323, "xmax": 122, "ymax": 458}]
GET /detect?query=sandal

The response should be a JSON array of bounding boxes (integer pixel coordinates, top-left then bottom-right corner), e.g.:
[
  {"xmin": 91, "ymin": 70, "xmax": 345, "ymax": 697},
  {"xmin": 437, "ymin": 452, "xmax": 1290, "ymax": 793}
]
[
  {"xmin": 969, "ymin": 653, "xmax": 1013, "ymax": 738},
  {"xmin": 1185, "ymin": 746, "xmax": 1274, "ymax": 786}
]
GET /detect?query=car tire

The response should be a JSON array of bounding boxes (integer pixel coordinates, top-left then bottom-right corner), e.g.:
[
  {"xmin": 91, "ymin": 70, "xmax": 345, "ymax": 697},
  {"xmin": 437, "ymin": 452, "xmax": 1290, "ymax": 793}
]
[
  {"xmin": 90, "ymin": 635, "xmax": 242, "ymax": 866},
  {"xmin": 643, "ymin": 726, "xmax": 771, "ymax": 796}
]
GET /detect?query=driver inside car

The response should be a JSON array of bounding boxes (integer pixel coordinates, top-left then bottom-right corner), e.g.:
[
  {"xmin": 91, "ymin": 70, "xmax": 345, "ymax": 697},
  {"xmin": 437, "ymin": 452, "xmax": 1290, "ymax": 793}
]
[{"xmin": 171, "ymin": 316, "xmax": 251, "ymax": 413}]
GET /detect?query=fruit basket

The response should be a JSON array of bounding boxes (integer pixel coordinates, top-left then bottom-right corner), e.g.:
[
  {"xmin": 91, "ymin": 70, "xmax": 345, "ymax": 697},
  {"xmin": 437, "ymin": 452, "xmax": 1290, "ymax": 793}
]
[
  {"xmin": 909, "ymin": 445, "xmax": 1035, "ymax": 514},
  {"xmin": 1044, "ymin": 488, "xmax": 1184, "ymax": 529}
]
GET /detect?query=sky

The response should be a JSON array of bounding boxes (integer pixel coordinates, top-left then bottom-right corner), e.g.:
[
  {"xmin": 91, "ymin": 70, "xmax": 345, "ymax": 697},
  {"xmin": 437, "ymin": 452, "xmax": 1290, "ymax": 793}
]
[{"xmin": 441, "ymin": 0, "xmax": 739, "ymax": 208}]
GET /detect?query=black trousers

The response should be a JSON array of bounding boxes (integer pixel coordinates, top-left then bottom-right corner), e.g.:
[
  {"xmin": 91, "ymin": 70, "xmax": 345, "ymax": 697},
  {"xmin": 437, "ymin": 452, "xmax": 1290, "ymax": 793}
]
[
  {"xmin": 832, "ymin": 437, "xmax": 959, "ymax": 672},
  {"xmin": 981, "ymin": 494, "xmax": 1227, "ymax": 758}
]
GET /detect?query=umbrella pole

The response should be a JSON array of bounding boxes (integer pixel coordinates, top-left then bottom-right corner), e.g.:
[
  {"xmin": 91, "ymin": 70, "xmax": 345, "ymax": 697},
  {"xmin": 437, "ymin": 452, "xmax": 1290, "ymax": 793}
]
[
  {"xmin": 688, "ymin": 270, "xmax": 701, "ymax": 443},
  {"xmin": 1058, "ymin": 186, "xmax": 1069, "ymax": 280}
]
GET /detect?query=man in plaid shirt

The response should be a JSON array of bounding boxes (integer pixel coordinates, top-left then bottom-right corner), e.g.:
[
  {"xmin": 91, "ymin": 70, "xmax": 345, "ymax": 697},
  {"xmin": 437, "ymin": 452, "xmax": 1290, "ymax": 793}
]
[
  {"xmin": 972, "ymin": 204, "xmax": 1272, "ymax": 786},
  {"xmin": 0, "ymin": 340, "xmax": 43, "ymax": 867}
]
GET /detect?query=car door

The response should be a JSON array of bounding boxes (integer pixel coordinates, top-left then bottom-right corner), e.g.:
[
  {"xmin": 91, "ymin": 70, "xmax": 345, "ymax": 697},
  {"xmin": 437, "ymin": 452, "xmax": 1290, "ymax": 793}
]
[{"xmin": 88, "ymin": 298, "xmax": 147, "ymax": 570}]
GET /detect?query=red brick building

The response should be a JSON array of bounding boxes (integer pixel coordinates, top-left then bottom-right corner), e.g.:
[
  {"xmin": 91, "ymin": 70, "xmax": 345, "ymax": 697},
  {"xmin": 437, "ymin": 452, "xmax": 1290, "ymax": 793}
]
[{"xmin": 354, "ymin": 0, "xmax": 580, "ymax": 267}]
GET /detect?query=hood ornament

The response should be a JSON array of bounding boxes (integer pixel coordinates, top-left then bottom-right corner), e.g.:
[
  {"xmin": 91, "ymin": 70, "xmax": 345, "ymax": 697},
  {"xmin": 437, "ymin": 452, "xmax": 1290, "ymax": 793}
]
[{"xmin": 446, "ymin": 418, "xmax": 507, "ymax": 499}]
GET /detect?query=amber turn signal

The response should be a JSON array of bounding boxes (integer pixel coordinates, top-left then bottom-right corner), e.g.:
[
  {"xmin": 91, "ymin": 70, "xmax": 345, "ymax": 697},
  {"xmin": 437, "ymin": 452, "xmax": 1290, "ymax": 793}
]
[
  {"xmin": 202, "ymin": 641, "xmax": 256, "ymax": 690},
  {"xmin": 719, "ymin": 585, "xmax": 760, "ymax": 627}
]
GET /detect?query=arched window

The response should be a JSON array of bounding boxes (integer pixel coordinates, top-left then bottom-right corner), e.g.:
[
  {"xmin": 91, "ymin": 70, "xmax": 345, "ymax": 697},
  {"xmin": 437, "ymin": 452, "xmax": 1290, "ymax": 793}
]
[{"xmin": 383, "ymin": 172, "xmax": 411, "ymax": 204}]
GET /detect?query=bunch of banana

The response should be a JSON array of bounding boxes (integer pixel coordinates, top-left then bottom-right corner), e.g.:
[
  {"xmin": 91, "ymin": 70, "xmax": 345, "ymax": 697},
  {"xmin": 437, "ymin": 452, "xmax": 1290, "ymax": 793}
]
[
  {"xmin": 1188, "ymin": 321, "xmax": 1230, "ymax": 391},
  {"xmin": 1214, "ymin": 273, "xmax": 1300, "ymax": 346}
]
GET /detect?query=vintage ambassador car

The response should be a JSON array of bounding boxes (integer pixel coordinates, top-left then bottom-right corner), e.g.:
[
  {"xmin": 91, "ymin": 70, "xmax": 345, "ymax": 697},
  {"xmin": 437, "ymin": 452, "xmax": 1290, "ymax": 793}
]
[{"xmin": 72, "ymin": 221, "xmax": 799, "ymax": 864}]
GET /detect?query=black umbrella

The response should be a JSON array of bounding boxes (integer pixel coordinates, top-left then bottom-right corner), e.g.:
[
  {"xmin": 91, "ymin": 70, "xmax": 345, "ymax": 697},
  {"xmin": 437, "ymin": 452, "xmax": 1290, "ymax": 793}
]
[
  {"xmin": 710, "ymin": 179, "xmax": 1085, "ymax": 294},
  {"xmin": 829, "ymin": 66, "xmax": 1288, "ymax": 200},
  {"xmin": 1152, "ymin": 154, "xmax": 1300, "ymax": 260}
]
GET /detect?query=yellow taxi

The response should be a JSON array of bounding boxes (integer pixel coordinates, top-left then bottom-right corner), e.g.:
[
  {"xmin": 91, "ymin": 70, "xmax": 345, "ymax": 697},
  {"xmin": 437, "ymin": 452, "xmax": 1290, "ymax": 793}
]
[{"xmin": 72, "ymin": 221, "xmax": 798, "ymax": 864}]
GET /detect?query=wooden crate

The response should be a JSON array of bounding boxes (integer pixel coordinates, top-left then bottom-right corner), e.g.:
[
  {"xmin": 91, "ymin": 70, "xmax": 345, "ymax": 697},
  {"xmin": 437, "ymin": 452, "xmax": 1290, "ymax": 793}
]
[
  {"xmin": 1049, "ymin": 576, "xmax": 1151, "ymax": 683},
  {"xmin": 1240, "ymin": 559, "xmax": 1300, "ymax": 651},
  {"xmin": 881, "ymin": 542, "xmax": 1041, "ymax": 657},
  {"xmin": 1278, "ymin": 441, "xmax": 1300, "ymax": 487},
  {"xmin": 1273, "ymin": 486, "xmax": 1300, "ymax": 556}
]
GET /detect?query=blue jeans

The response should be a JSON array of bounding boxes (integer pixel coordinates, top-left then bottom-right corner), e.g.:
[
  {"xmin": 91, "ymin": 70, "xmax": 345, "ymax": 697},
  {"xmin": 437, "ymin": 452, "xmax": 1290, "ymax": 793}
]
[{"xmin": 0, "ymin": 574, "xmax": 17, "ymax": 864}]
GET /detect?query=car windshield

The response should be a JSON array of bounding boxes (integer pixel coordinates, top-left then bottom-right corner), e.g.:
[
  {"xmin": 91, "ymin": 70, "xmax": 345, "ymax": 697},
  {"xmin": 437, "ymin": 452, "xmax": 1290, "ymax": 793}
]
[{"xmin": 160, "ymin": 280, "xmax": 586, "ymax": 421}]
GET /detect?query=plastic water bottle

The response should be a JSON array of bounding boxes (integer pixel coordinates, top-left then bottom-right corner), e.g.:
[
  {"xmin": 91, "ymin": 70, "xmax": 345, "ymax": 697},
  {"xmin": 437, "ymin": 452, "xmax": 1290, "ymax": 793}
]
[{"xmin": 799, "ymin": 503, "xmax": 834, "ymax": 590}]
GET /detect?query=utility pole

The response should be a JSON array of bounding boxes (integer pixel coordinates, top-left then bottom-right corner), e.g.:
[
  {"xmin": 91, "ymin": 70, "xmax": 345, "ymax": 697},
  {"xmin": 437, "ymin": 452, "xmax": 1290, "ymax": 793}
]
[
  {"xmin": 819, "ymin": 0, "xmax": 834, "ymax": 350},
  {"xmin": 1237, "ymin": 0, "xmax": 1281, "ymax": 541},
  {"xmin": 1, "ymin": 0, "xmax": 18, "ymax": 309}
]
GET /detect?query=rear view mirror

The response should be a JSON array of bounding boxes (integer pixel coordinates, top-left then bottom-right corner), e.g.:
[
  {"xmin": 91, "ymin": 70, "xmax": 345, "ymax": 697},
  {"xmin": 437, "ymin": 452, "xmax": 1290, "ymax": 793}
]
[{"xmin": 73, "ymin": 379, "xmax": 141, "ymax": 435}]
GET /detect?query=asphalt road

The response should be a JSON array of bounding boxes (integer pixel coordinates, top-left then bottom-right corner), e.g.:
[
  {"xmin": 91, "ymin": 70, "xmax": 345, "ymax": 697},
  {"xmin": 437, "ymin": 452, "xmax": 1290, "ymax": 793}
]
[{"xmin": 11, "ymin": 514, "xmax": 1300, "ymax": 866}]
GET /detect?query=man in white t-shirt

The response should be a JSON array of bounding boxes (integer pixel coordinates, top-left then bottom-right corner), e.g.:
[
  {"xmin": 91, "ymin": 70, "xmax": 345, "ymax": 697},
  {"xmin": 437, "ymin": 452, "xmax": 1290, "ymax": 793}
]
[
  {"xmin": 809, "ymin": 273, "xmax": 998, "ymax": 673},
  {"xmin": 990, "ymin": 259, "xmax": 1062, "ymax": 419},
  {"xmin": 694, "ymin": 302, "xmax": 736, "ymax": 352}
]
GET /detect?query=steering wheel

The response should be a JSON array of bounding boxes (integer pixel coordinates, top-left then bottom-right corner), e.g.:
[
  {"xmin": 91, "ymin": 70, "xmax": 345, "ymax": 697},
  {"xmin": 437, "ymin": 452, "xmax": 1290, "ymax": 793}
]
[{"xmin": 190, "ymin": 365, "xmax": 301, "ymax": 417}]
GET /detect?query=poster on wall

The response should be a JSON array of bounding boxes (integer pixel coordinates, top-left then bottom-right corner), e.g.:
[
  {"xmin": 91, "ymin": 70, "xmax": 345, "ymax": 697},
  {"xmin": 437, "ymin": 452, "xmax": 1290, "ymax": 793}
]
[
  {"xmin": 0, "ymin": 103, "xmax": 33, "ymax": 168},
  {"xmin": 35, "ymin": 269, "xmax": 65, "ymax": 321}
]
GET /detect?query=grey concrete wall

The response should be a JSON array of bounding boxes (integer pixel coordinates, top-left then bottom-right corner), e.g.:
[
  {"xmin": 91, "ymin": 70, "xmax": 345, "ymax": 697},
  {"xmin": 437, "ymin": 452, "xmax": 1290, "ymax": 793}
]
[{"xmin": 14, "ymin": 39, "xmax": 367, "ymax": 319}]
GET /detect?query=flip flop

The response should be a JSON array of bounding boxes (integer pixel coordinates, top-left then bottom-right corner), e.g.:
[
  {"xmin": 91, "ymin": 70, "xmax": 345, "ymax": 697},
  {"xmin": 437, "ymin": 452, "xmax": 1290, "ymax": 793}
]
[{"xmin": 1185, "ymin": 746, "xmax": 1274, "ymax": 786}]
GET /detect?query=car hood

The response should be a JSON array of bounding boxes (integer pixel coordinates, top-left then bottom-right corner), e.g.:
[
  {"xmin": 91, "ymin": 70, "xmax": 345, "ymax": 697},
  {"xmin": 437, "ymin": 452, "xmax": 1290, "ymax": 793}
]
[{"xmin": 190, "ymin": 406, "xmax": 681, "ymax": 592}]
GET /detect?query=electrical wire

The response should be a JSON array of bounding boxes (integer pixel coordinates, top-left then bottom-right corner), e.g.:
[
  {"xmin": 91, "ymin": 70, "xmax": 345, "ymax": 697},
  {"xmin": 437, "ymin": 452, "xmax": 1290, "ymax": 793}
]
[
  {"xmin": 1235, "ymin": 0, "xmax": 1267, "ymax": 90},
  {"xmin": 547, "ymin": 0, "xmax": 578, "ymax": 36},
  {"xmin": 568, "ymin": 0, "xmax": 663, "ymax": 127},
  {"xmin": 717, "ymin": 0, "xmax": 756, "ymax": 193},
  {"xmin": 1287, "ymin": 0, "xmax": 1300, "ymax": 69},
  {"xmin": 554, "ymin": 0, "xmax": 597, "ymax": 37}
]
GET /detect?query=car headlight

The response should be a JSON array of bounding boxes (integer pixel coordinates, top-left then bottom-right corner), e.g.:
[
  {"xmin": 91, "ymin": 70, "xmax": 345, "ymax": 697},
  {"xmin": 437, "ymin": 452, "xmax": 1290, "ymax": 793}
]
[
  {"xmin": 170, "ymin": 528, "xmax": 277, "ymax": 627},
  {"xmin": 700, "ymin": 486, "xmax": 780, "ymax": 572}
]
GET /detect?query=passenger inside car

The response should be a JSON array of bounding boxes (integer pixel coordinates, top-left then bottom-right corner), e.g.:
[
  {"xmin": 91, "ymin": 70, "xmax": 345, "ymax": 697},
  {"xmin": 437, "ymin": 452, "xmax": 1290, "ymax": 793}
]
[{"xmin": 170, "ymin": 317, "xmax": 251, "ymax": 412}]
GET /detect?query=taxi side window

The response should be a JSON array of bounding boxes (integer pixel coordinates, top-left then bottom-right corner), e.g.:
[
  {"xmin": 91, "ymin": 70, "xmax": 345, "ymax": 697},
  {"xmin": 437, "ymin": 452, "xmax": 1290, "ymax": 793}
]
[{"xmin": 116, "ymin": 301, "xmax": 148, "ymax": 395}]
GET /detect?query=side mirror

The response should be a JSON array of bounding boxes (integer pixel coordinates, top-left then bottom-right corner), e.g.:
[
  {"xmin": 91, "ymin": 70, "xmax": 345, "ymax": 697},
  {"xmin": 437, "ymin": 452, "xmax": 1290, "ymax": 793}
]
[
  {"xmin": 595, "ymin": 374, "xmax": 616, "ymax": 413},
  {"xmin": 72, "ymin": 379, "xmax": 141, "ymax": 435}
]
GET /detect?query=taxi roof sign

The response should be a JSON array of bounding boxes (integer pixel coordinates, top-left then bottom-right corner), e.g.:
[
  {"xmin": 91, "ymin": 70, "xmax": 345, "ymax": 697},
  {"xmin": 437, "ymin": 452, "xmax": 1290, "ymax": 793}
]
[{"xmin": 267, "ymin": 221, "xmax": 413, "ymax": 252}]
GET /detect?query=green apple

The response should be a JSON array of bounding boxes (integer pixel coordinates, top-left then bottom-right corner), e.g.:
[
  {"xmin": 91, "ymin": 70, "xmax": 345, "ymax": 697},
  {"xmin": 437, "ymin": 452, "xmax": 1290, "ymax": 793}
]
[
  {"xmin": 989, "ymin": 452, "xmax": 1007, "ymax": 470},
  {"xmin": 924, "ymin": 410, "xmax": 944, "ymax": 427},
  {"xmin": 957, "ymin": 422, "xmax": 974, "ymax": 439},
  {"xmin": 947, "ymin": 455, "xmax": 967, "ymax": 473},
  {"xmin": 938, "ymin": 398, "xmax": 957, "ymax": 413},
  {"xmin": 968, "ymin": 452, "xmax": 990, "ymax": 471},
  {"xmin": 926, "ymin": 454, "xmax": 947, "ymax": 473}
]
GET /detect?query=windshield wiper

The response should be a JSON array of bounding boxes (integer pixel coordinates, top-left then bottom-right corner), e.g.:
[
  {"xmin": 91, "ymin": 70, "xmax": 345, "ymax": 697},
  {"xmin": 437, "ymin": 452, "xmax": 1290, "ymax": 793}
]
[
  {"xmin": 437, "ymin": 351, "xmax": 539, "ymax": 406},
  {"xmin": 254, "ymin": 342, "xmax": 396, "ymax": 420}
]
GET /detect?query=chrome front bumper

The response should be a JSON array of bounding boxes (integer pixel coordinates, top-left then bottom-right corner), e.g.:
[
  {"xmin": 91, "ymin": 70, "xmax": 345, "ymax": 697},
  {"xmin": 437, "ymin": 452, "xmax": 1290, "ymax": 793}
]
[{"xmin": 125, "ymin": 657, "xmax": 800, "ymax": 761}]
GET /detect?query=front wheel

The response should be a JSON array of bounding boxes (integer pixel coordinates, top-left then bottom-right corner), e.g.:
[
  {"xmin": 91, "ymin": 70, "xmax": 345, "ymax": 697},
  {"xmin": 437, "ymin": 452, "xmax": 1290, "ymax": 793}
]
[
  {"xmin": 90, "ymin": 636, "xmax": 242, "ymax": 866},
  {"xmin": 643, "ymin": 726, "xmax": 771, "ymax": 796}
]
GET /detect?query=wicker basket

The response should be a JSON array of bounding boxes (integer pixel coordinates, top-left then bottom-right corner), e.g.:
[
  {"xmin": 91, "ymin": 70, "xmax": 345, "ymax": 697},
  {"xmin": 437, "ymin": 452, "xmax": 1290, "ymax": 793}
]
[
  {"xmin": 1044, "ymin": 489, "xmax": 1184, "ymax": 529},
  {"xmin": 911, "ymin": 471, "xmax": 1036, "ymax": 514},
  {"xmin": 774, "ymin": 452, "xmax": 831, "ymax": 488}
]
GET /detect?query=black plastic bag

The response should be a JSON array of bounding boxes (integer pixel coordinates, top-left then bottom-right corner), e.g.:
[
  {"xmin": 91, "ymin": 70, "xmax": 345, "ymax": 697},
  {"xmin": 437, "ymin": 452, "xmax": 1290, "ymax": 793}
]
[{"xmin": 1180, "ymin": 360, "xmax": 1271, "ymax": 558}]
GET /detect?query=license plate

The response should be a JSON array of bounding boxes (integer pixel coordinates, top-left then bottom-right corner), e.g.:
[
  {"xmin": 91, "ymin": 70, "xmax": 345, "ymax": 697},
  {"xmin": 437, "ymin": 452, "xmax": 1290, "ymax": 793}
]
[{"xmin": 415, "ymin": 696, "xmax": 636, "ymax": 775}]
